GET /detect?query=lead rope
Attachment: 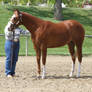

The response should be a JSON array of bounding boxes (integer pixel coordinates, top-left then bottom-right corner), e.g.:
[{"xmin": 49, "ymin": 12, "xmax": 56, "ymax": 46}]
[{"xmin": 10, "ymin": 31, "xmax": 15, "ymax": 69}]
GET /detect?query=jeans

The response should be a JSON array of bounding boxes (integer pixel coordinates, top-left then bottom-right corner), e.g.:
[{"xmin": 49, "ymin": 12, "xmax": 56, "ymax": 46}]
[{"xmin": 5, "ymin": 40, "xmax": 20, "ymax": 76}]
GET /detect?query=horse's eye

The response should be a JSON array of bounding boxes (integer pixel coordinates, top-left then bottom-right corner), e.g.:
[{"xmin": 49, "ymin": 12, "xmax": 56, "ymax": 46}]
[{"xmin": 13, "ymin": 17, "xmax": 16, "ymax": 20}]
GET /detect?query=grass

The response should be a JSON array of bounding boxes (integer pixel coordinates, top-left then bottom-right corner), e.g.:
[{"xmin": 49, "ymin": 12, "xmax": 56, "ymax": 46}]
[{"xmin": 0, "ymin": 5, "xmax": 92, "ymax": 56}]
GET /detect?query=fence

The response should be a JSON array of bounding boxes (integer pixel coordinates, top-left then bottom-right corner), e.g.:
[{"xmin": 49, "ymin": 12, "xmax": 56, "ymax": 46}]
[{"xmin": 0, "ymin": 34, "xmax": 92, "ymax": 56}]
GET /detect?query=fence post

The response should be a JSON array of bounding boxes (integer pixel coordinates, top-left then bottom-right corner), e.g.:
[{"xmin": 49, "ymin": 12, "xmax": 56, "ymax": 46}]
[{"xmin": 26, "ymin": 36, "xmax": 28, "ymax": 56}]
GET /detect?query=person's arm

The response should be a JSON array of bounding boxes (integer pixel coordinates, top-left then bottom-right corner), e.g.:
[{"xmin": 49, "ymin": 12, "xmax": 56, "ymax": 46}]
[
  {"xmin": 19, "ymin": 28, "xmax": 30, "ymax": 35},
  {"xmin": 4, "ymin": 26, "xmax": 13, "ymax": 37}
]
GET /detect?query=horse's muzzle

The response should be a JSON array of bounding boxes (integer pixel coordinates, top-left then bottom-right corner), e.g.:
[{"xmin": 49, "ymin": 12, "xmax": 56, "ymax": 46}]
[{"xmin": 8, "ymin": 27, "xmax": 13, "ymax": 31}]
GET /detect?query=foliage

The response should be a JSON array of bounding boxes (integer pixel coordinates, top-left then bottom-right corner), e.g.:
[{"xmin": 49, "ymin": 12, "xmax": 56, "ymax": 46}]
[
  {"xmin": 89, "ymin": 0, "xmax": 92, "ymax": 4},
  {"xmin": 47, "ymin": 0, "xmax": 55, "ymax": 4},
  {"xmin": 0, "ymin": 0, "xmax": 92, "ymax": 8},
  {"xmin": 0, "ymin": 0, "xmax": 47, "ymax": 5},
  {"xmin": 63, "ymin": 0, "xmax": 83, "ymax": 8}
]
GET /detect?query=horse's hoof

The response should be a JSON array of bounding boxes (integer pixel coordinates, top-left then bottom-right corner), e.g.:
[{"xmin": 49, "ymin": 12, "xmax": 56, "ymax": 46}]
[
  {"xmin": 69, "ymin": 72, "xmax": 73, "ymax": 77},
  {"xmin": 41, "ymin": 76, "xmax": 46, "ymax": 79},
  {"xmin": 36, "ymin": 75, "xmax": 41, "ymax": 79},
  {"xmin": 69, "ymin": 75, "xmax": 72, "ymax": 78},
  {"xmin": 76, "ymin": 75, "xmax": 80, "ymax": 78}
]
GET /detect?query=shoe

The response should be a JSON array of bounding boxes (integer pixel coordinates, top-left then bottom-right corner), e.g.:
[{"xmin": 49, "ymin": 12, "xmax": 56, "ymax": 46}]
[
  {"xmin": 12, "ymin": 74, "xmax": 19, "ymax": 77},
  {"xmin": 7, "ymin": 75, "xmax": 12, "ymax": 78},
  {"xmin": 12, "ymin": 74, "xmax": 15, "ymax": 77}
]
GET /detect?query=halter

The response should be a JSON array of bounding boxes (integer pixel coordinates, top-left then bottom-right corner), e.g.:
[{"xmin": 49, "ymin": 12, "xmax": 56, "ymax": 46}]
[{"xmin": 16, "ymin": 14, "xmax": 22, "ymax": 24}]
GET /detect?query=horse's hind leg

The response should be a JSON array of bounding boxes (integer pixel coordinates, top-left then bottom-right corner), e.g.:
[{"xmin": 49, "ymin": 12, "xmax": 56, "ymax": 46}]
[
  {"xmin": 76, "ymin": 43, "xmax": 83, "ymax": 77},
  {"xmin": 41, "ymin": 47, "xmax": 47, "ymax": 79},
  {"xmin": 68, "ymin": 41, "xmax": 76, "ymax": 77}
]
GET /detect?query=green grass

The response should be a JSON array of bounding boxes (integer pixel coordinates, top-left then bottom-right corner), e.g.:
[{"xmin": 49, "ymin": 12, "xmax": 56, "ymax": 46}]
[{"xmin": 0, "ymin": 5, "xmax": 92, "ymax": 56}]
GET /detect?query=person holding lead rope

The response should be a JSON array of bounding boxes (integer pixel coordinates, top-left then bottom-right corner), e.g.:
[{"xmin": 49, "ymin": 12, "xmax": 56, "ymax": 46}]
[{"xmin": 4, "ymin": 21, "xmax": 29, "ymax": 78}]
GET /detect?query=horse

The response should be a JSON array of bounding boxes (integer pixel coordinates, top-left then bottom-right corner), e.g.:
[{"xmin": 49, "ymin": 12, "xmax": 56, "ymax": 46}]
[{"xmin": 8, "ymin": 9, "xmax": 85, "ymax": 79}]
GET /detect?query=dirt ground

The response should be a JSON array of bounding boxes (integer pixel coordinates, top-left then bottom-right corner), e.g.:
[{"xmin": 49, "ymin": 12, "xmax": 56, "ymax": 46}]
[{"xmin": 0, "ymin": 55, "xmax": 92, "ymax": 92}]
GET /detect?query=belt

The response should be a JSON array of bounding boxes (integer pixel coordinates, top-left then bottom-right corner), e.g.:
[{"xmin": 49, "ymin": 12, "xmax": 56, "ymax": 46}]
[
  {"xmin": 13, "ymin": 39, "xmax": 19, "ymax": 42},
  {"xmin": 6, "ymin": 39, "xmax": 19, "ymax": 42}
]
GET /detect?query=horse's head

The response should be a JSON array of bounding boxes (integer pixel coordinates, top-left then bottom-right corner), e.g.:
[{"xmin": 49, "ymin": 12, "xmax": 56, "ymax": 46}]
[{"xmin": 8, "ymin": 9, "xmax": 22, "ymax": 31}]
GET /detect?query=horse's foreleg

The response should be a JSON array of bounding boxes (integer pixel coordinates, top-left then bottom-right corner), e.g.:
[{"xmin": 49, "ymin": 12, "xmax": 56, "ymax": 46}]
[
  {"xmin": 41, "ymin": 48, "xmax": 47, "ymax": 79},
  {"xmin": 35, "ymin": 48, "xmax": 41, "ymax": 78}
]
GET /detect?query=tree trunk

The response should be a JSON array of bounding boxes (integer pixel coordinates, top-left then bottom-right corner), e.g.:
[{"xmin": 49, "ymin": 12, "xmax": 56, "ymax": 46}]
[
  {"xmin": 42, "ymin": 0, "xmax": 47, "ymax": 3},
  {"xmin": 54, "ymin": 0, "xmax": 63, "ymax": 20}
]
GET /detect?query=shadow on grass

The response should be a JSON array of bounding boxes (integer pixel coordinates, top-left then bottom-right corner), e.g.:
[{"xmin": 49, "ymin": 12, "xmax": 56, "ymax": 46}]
[
  {"xmin": 63, "ymin": 8, "xmax": 92, "ymax": 27},
  {"xmin": 5, "ymin": 5, "xmax": 54, "ymax": 19}
]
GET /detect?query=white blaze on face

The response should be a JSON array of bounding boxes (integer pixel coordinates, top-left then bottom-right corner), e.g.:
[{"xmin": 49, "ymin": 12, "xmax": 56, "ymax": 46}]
[
  {"xmin": 9, "ymin": 14, "xmax": 16, "ymax": 25},
  {"xmin": 10, "ymin": 14, "xmax": 16, "ymax": 21}
]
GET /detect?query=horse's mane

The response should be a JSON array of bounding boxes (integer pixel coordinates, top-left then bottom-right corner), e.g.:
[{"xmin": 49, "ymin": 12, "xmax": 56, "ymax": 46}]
[{"xmin": 22, "ymin": 12, "xmax": 44, "ymax": 23}]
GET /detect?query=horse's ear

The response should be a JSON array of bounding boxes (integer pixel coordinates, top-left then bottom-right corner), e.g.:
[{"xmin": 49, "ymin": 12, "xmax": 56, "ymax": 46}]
[{"xmin": 14, "ymin": 9, "xmax": 20, "ymax": 17}]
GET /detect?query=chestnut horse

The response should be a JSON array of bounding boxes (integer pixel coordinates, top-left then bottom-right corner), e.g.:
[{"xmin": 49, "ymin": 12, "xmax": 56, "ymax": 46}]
[{"xmin": 8, "ymin": 10, "xmax": 85, "ymax": 79}]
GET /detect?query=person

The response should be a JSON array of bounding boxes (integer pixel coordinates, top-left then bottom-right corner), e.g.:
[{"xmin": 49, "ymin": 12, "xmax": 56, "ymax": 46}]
[{"xmin": 4, "ymin": 22, "xmax": 29, "ymax": 78}]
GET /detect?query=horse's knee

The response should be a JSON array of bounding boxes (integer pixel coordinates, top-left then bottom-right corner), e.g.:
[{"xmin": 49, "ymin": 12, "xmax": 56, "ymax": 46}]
[
  {"xmin": 77, "ymin": 49, "xmax": 82, "ymax": 63},
  {"xmin": 78, "ymin": 55, "xmax": 82, "ymax": 63},
  {"xmin": 37, "ymin": 56, "xmax": 40, "ymax": 61}
]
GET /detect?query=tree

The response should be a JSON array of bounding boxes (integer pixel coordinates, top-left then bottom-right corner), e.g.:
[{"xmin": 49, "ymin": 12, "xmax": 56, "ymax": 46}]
[{"xmin": 54, "ymin": 0, "xmax": 62, "ymax": 20}]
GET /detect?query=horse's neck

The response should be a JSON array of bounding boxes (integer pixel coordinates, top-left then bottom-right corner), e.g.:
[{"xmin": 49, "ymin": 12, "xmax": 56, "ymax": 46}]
[{"xmin": 22, "ymin": 12, "xmax": 43, "ymax": 33}]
